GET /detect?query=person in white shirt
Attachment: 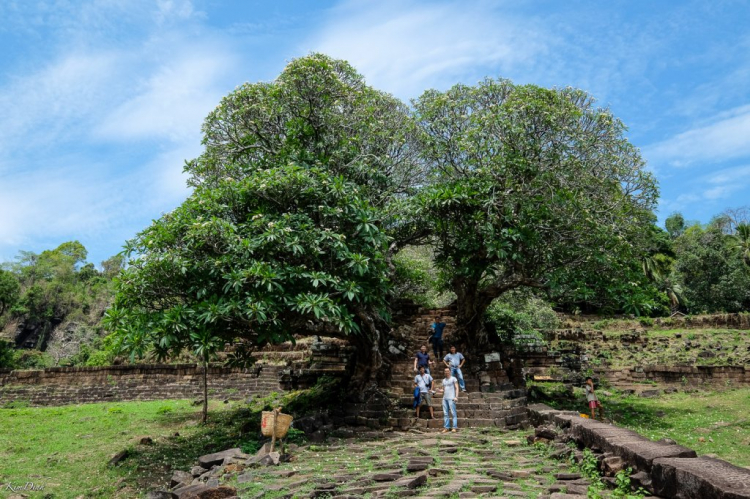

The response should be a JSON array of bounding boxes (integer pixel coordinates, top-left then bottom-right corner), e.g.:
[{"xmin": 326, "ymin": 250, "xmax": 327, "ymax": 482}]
[
  {"xmin": 413, "ymin": 366, "xmax": 434, "ymax": 418},
  {"xmin": 443, "ymin": 345, "xmax": 467, "ymax": 392},
  {"xmin": 437, "ymin": 367, "xmax": 459, "ymax": 432}
]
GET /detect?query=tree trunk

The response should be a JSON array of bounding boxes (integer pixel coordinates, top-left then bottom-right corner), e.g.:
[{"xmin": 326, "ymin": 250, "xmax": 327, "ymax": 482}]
[
  {"xmin": 348, "ymin": 309, "xmax": 392, "ymax": 400},
  {"xmin": 452, "ymin": 278, "xmax": 492, "ymax": 354},
  {"xmin": 202, "ymin": 360, "xmax": 208, "ymax": 424}
]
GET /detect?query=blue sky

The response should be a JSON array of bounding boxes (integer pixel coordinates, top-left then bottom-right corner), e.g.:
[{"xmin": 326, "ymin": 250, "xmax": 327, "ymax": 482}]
[{"xmin": 1, "ymin": 0, "xmax": 749, "ymax": 265}]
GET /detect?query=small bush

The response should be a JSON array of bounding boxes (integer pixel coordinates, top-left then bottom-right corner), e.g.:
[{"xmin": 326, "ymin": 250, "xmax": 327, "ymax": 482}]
[
  {"xmin": 156, "ymin": 405, "xmax": 174, "ymax": 415},
  {"xmin": 2, "ymin": 399, "xmax": 30, "ymax": 409},
  {"xmin": 638, "ymin": 317, "xmax": 654, "ymax": 327},
  {"xmin": 85, "ymin": 349, "xmax": 114, "ymax": 366}
]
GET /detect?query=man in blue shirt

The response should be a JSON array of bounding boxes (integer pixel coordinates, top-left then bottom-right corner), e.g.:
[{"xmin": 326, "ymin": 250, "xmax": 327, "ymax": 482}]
[
  {"xmin": 428, "ymin": 315, "xmax": 446, "ymax": 359},
  {"xmin": 443, "ymin": 345, "xmax": 467, "ymax": 392}
]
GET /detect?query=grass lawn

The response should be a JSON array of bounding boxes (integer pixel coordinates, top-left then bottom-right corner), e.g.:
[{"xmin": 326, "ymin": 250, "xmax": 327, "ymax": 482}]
[
  {"xmin": 533, "ymin": 383, "xmax": 750, "ymax": 467},
  {"xmin": 0, "ymin": 399, "xmax": 254, "ymax": 499},
  {"xmin": 605, "ymin": 388, "xmax": 750, "ymax": 467}
]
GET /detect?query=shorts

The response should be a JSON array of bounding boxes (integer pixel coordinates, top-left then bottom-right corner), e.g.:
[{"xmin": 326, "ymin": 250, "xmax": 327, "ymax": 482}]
[
  {"xmin": 588, "ymin": 400, "xmax": 602, "ymax": 409},
  {"xmin": 420, "ymin": 392, "xmax": 432, "ymax": 407}
]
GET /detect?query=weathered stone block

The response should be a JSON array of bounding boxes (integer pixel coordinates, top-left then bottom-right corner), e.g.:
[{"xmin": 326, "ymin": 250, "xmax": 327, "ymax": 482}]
[{"xmin": 651, "ymin": 456, "xmax": 750, "ymax": 499}]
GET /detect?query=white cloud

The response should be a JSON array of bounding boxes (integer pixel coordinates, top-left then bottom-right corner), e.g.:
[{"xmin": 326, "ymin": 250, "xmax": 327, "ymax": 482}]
[
  {"xmin": 659, "ymin": 163, "xmax": 750, "ymax": 214},
  {"xmin": 0, "ymin": 146, "xmax": 194, "ymax": 261},
  {"xmin": 155, "ymin": 0, "xmax": 196, "ymax": 25},
  {"xmin": 96, "ymin": 49, "xmax": 235, "ymax": 143},
  {"xmin": 0, "ymin": 52, "xmax": 120, "ymax": 152},
  {"xmin": 707, "ymin": 164, "xmax": 750, "ymax": 185},
  {"xmin": 309, "ymin": 0, "xmax": 549, "ymax": 99},
  {"xmin": 645, "ymin": 104, "xmax": 750, "ymax": 168}
]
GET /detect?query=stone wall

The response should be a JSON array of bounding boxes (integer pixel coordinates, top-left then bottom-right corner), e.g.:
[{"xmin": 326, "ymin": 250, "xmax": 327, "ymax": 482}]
[
  {"xmin": 0, "ymin": 335, "xmax": 357, "ymax": 407},
  {"xmin": 0, "ymin": 363, "xmax": 285, "ymax": 407},
  {"xmin": 529, "ymin": 404, "xmax": 750, "ymax": 499},
  {"xmin": 595, "ymin": 365, "xmax": 750, "ymax": 389}
]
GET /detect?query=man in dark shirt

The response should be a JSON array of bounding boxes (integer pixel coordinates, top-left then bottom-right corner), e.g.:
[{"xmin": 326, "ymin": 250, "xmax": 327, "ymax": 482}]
[
  {"xmin": 428, "ymin": 315, "xmax": 446, "ymax": 359},
  {"xmin": 413, "ymin": 344, "xmax": 434, "ymax": 374}
]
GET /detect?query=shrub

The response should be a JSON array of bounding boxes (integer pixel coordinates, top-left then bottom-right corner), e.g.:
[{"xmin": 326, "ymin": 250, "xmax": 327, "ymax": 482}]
[
  {"xmin": 0, "ymin": 340, "xmax": 15, "ymax": 368},
  {"xmin": 484, "ymin": 290, "xmax": 559, "ymax": 347},
  {"xmin": 85, "ymin": 349, "xmax": 114, "ymax": 366},
  {"xmin": 12, "ymin": 349, "xmax": 52, "ymax": 369},
  {"xmin": 156, "ymin": 405, "xmax": 174, "ymax": 415}
]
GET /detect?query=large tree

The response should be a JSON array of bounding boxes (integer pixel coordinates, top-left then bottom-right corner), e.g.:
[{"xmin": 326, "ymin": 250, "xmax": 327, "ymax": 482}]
[
  {"xmin": 106, "ymin": 55, "xmax": 424, "ymax": 389},
  {"xmin": 412, "ymin": 80, "xmax": 658, "ymax": 346}
]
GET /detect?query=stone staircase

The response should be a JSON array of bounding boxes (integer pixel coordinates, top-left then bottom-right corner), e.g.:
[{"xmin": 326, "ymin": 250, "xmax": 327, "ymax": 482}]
[{"xmin": 372, "ymin": 307, "xmax": 530, "ymax": 430}]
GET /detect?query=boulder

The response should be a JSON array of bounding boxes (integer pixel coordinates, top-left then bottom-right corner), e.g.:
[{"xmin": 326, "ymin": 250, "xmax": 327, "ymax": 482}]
[
  {"xmin": 535, "ymin": 426, "xmax": 559, "ymax": 440},
  {"xmin": 171, "ymin": 470, "xmax": 194, "ymax": 488},
  {"xmin": 602, "ymin": 456, "xmax": 625, "ymax": 475},
  {"xmin": 198, "ymin": 448, "xmax": 242, "ymax": 468},
  {"xmin": 173, "ymin": 484, "xmax": 210, "ymax": 499},
  {"xmin": 257, "ymin": 452, "xmax": 280, "ymax": 467}
]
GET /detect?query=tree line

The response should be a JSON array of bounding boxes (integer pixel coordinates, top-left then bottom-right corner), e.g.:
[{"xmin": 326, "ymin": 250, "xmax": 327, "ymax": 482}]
[{"xmin": 0, "ymin": 242, "xmax": 122, "ymax": 369}]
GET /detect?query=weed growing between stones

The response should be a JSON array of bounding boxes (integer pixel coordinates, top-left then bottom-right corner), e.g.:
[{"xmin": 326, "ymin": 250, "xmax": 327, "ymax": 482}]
[{"xmin": 613, "ymin": 468, "xmax": 649, "ymax": 498}]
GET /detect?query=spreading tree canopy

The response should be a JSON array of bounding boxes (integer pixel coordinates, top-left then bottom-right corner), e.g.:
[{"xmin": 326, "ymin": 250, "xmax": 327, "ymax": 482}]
[
  {"xmin": 412, "ymin": 80, "xmax": 658, "ymax": 344},
  {"xmin": 106, "ymin": 54, "xmax": 424, "ymax": 386}
]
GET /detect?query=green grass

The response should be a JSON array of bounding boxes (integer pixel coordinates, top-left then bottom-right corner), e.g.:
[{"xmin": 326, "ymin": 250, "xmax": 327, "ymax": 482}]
[
  {"xmin": 533, "ymin": 384, "xmax": 750, "ymax": 467},
  {"xmin": 0, "ymin": 399, "xmax": 250, "ymax": 498},
  {"xmin": 607, "ymin": 389, "xmax": 750, "ymax": 466}
]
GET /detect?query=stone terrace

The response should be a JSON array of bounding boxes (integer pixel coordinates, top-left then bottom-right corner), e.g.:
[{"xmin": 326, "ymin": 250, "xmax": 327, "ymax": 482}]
[{"xmin": 223, "ymin": 428, "xmax": 589, "ymax": 498}]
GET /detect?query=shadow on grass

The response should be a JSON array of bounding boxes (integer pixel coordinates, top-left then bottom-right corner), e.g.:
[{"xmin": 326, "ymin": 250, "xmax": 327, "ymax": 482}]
[{"xmin": 114, "ymin": 406, "xmax": 260, "ymax": 493}]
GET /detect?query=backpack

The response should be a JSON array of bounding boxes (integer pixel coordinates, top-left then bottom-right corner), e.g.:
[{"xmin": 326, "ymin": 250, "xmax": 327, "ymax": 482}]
[{"xmin": 412, "ymin": 386, "xmax": 421, "ymax": 408}]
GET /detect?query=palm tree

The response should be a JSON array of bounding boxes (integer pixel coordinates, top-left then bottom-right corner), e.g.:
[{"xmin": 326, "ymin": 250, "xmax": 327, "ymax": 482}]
[{"xmin": 730, "ymin": 223, "xmax": 750, "ymax": 267}]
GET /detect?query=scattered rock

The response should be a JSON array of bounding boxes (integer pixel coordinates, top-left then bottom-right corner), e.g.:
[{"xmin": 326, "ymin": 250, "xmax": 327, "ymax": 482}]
[
  {"xmin": 108, "ymin": 449, "xmax": 129, "ymax": 467},
  {"xmin": 183, "ymin": 485, "xmax": 238, "ymax": 499},
  {"xmin": 535, "ymin": 426, "xmax": 559, "ymax": 440},
  {"xmin": 147, "ymin": 492, "xmax": 177, "ymax": 499},
  {"xmin": 257, "ymin": 452, "xmax": 281, "ymax": 467},
  {"xmin": 198, "ymin": 448, "xmax": 242, "ymax": 468},
  {"xmin": 373, "ymin": 472, "xmax": 403, "ymax": 481},
  {"xmin": 554, "ymin": 472, "xmax": 582, "ymax": 480},
  {"xmin": 171, "ymin": 470, "xmax": 193, "ymax": 488}
]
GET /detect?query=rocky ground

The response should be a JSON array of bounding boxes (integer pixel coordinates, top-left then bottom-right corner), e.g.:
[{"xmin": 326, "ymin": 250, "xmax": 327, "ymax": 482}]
[{"xmin": 155, "ymin": 427, "xmax": 611, "ymax": 499}]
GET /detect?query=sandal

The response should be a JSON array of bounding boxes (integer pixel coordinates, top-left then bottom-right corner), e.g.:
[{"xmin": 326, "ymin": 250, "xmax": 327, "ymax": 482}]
[{"xmin": 440, "ymin": 429, "xmax": 450, "ymax": 433}]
